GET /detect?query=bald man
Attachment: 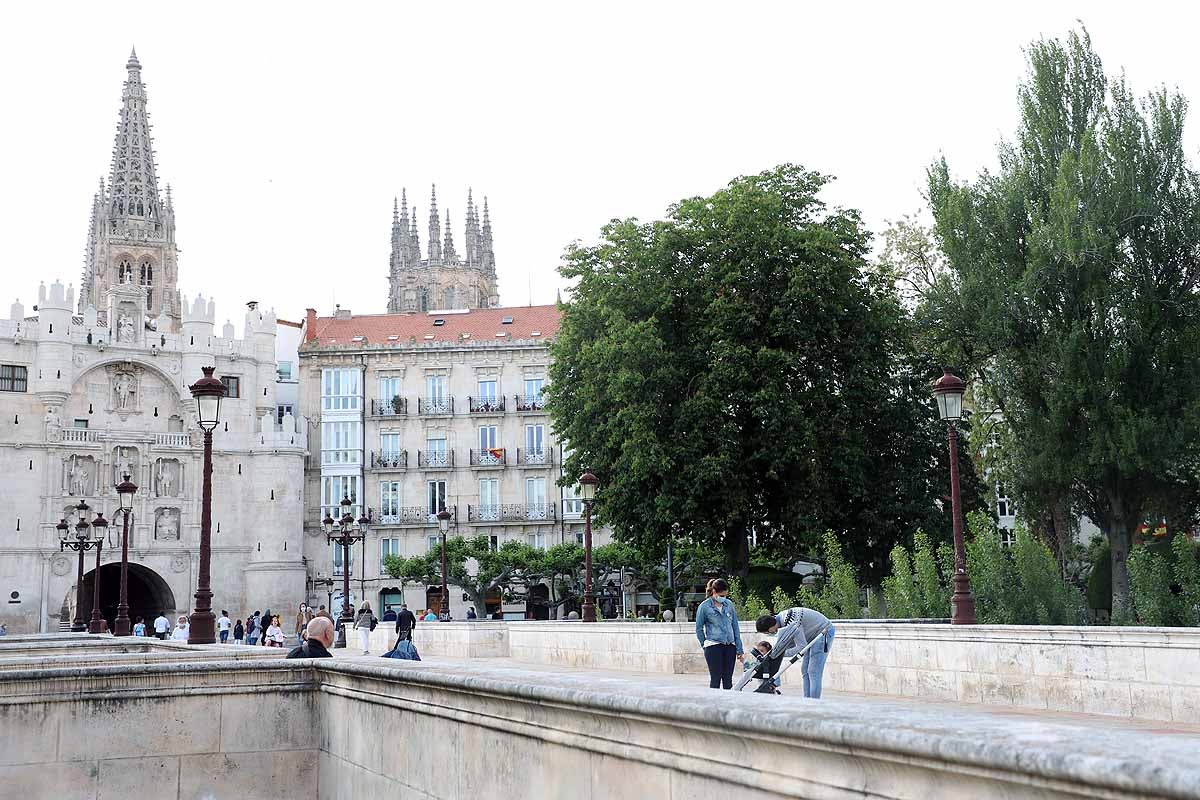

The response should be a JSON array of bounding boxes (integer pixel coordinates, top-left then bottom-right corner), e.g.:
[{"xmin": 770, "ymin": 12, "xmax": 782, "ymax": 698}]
[{"xmin": 286, "ymin": 615, "xmax": 334, "ymax": 658}]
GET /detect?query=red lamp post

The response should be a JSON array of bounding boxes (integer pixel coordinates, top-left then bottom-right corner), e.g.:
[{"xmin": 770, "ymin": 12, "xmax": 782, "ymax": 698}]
[
  {"xmin": 324, "ymin": 496, "xmax": 364, "ymax": 648},
  {"xmin": 437, "ymin": 508, "xmax": 452, "ymax": 619},
  {"xmin": 113, "ymin": 474, "xmax": 138, "ymax": 636},
  {"xmin": 188, "ymin": 366, "xmax": 226, "ymax": 644},
  {"xmin": 579, "ymin": 471, "xmax": 598, "ymax": 623},
  {"xmin": 933, "ymin": 368, "xmax": 977, "ymax": 625},
  {"xmin": 60, "ymin": 502, "xmax": 104, "ymax": 632},
  {"xmin": 87, "ymin": 513, "xmax": 109, "ymax": 633}
]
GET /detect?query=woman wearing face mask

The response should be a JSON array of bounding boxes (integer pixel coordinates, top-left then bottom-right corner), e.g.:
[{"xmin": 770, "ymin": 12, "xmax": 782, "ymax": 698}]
[{"xmin": 694, "ymin": 578, "xmax": 744, "ymax": 689}]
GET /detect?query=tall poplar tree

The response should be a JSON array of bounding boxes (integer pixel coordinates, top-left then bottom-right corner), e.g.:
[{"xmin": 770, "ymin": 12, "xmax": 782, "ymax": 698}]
[{"xmin": 924, "ymin": 29, "xmax": 1200, "ymax": 611}]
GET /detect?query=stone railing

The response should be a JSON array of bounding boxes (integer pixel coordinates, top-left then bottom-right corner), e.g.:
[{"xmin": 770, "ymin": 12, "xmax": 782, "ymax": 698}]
[
  {"xmin": 61, "ymin": 428, "xmax": 100, "ymax": 444},
  {"xmin": 2, "ymin": 645, "xmax": 1199, "ymax": 799},
  {"xmin": 154, "ymin": 432, "xmax": 192, "ymax": 447},
  {"xmin": 402, "ymin": 620, "xmax": 1200, "ymax": 725}
]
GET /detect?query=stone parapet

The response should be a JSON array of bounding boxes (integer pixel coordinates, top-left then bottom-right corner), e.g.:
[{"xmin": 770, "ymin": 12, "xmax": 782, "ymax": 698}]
[{"xmin": 2, "ymin": 650, "xmax": 1199, "ymax": 798}]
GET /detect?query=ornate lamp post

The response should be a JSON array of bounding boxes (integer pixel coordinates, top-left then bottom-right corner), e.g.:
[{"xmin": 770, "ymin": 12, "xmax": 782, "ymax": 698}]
[
  {"xmin": 188, "ymin": 366, "xmax": 226, "ymax": 644},
  {"xmin": 933, "ymin": 368, "xmax": 977, "ymax": 625},
  {"xmin": 314, "ymin": 574, "xmax": 335, "ymax": 613},
  {"xmin": 113, "ymin": 474, "xmax": 138, "ymax": 636},
  {"xmin": 437, "ymin": 508, "xmax": 452, "ymax": 620},
  {"xmin": 324, "ymin": 496, "xmax": 364, "ymax": 648},
  {"xmin": 579, "ymin": 470, "xmax": 598, "ymax": 623},
  {"xmin": 58, "ymin": 502, "xmax": 104, "ymax": 633}
]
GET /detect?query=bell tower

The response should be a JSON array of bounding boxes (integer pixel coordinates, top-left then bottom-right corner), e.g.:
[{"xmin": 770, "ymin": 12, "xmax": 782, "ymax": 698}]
[{"xmin": 79, "ymin": 48, "xmax": 181, "ymax": 332}]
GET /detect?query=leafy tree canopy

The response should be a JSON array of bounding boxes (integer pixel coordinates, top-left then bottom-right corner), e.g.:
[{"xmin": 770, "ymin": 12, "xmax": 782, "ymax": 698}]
[{"xmin": 548, "ymin": 164, "xmax": 985, "ymax": 583}]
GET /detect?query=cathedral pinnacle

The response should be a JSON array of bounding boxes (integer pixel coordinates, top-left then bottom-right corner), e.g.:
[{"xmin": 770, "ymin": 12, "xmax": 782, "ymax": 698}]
[{"xmin": 127, "ymin": 46, "xmax": 140, "ymax": 72}]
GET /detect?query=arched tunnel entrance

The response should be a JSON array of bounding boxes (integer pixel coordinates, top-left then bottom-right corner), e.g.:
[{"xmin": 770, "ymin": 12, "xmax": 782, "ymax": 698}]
[{"xmin": 69, "ymin": 563, "xmax": 177, "ymax": 632}]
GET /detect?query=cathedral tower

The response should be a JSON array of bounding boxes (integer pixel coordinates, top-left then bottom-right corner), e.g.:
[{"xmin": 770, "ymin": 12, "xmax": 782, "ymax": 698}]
[
  {"xmin": 79, "ymin": 48, "xmax": 181, "ymax": 331},
  {"xmin": 387, "ymin": 185, "xmax": 499, "ymax": 312}
]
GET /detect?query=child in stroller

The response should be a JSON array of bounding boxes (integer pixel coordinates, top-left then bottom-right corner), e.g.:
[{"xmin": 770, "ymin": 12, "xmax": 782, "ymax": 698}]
[{"xmin": 744, "ymin": 640, "xmax": 784, "ymax": 694}]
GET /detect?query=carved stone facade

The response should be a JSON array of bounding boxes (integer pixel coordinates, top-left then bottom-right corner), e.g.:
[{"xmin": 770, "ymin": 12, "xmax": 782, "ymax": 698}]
[
  {"xmin": 387, "ymin": 186, "xmax": 500, "ymax": 313},
  {"xmin": 0, "ymin": 53, "xmax": 308, "ymax": 634}
]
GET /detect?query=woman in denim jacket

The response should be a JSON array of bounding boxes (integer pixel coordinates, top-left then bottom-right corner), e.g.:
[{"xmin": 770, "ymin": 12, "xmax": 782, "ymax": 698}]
[{"xmin": 694, "ymin": 578, "xmax": 744, "ymax": 689}]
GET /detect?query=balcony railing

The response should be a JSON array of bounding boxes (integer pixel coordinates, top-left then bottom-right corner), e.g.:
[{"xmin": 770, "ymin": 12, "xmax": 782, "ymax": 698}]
[
  {"xmin": 467, "ymin": 503, "xmax": 557, "ymax": 523},
  {"xmin": 417, "ymin": 449, "xmax": 454, "ymax": 469},
  {"xmin": 376, "ymin": 505, "xmax": 457, "ymax": 526},
  {"xmin": 62, "ymin": 429, "xmax": 100, "ymax": 444},
  {"xmin": 154, "ymin": 432, "xmax": 192, "ymax": 447},
  {"xmin": 469, "ymin": 448, "xmax": 507, "ymax": 467},
  {"xmin": 468, "ymin": 396, "xmax": 505, "ymax": 414},
  {"xmin": 370, "ymin": 450, "xmax": 408, "ymax": 469},
  {"xmin": 514, "ymin": 394, "xmax": 546, "ymax": 412},
  {"xmin": 418, "ymin": 396, "xmax": 454, "ymax": 416},
  {"xmin": 516, "ymin": 448, "xmax": 551, "ymax": 466},
  {"xmin": 371, "ymin": 398, "xmax": 407, "ymax": 416}
]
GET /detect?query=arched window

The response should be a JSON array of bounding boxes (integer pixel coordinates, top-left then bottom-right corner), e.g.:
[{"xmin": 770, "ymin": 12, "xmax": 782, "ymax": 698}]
[
  {"xmin": 118, "ymin": 259, "xmax": 133, "ymax": 284},
  {"xmin": 140, "ymin": 261, "xmax": 154, "ymax": 307}
]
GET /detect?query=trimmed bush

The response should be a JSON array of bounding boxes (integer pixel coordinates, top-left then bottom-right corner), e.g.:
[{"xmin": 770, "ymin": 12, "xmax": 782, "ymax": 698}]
[
  {"xmin": 881, "ymin": 543, "xmax": 918, "ymax": 619},
  {"xmin": 1128, "ymin": 545, "xmax": 1174, "ymax": 626}
]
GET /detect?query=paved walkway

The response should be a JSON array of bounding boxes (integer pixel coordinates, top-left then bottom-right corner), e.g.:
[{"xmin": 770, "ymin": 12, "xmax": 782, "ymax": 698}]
[{"xmin": 330, "ymin": 649, "xmax": 1200, "ymax": 738}]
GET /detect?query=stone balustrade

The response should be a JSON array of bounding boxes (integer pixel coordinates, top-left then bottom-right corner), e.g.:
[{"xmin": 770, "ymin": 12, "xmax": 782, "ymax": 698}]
[{"xmin": 2, "ymin": 643, "xmax": 1199, "ymax": 798}]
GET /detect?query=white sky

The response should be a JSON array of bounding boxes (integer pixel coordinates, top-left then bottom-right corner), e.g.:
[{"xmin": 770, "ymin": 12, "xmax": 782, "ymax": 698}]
[{"xmin": 1, "ymin": 2, "xmax": 1197, "ymax": 323}]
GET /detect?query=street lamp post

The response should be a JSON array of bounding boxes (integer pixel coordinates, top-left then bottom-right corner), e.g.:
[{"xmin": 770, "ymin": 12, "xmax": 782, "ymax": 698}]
[
  {"xmin": 58, "ymin": 502, "xmax": 103, "ymax": 633},
  {"xmin": 324, "ymin": 496, "xmax": 365, "ymax": 648},
  {"xmin": 437, "ymin": 508, "xmax": 452, "ymax": 620},
  {"xmin": 87, "ymin": 512, "xmax": 109, "ymax": 633},
  {"xmin": 579, "ymin": 471, "xmax": 598, "ymax": 623},
  {"xmin": 113, "ymin": 474, "xmax": 138, "ymax": 636},
  {"xmin": 933, "ymin": 368, "xmax": 977, "ymax": 625},
  {"xmin": 314, "ymin": 574, "xmax": 335, "ymax": 614},
  {"xmin": 188, "ymin": 365, "xmax": 226, "ymax": 644}
]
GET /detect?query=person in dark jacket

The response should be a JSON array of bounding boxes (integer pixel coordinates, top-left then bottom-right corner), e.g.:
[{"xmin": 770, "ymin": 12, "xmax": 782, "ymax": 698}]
[
  {"xmin": 286, "ymin": 616, "xmax": 334, "ymax": 659},
  {"xmin": 233, "ymin": 618, "xmax": 245, "ymax": 645},
  {"xmin": 394, "ymin": 604, "xmax": 417, "ymax": 642}
]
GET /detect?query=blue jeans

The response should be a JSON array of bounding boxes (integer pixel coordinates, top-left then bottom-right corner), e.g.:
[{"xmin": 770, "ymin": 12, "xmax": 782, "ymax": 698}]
[
  {"xmin": 801, "ymin": 626, "xmax": 835, "ymax": 698},
  {"xmin": 247, "ymin": 634, "xmax": 259, "ymax": 645},
  {"xmin": 219, "ymin": 630, "xmax": 229, "ymax": 644}
]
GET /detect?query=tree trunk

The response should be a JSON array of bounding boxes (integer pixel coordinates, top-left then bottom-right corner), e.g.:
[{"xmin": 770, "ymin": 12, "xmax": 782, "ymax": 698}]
[
  {"xmin": 1050, "ymin": 499, "xmax": 1073, "ymax": 576},
  {"xmin": 723, "ymin": 527, "xmax": 750, "ymax": 578},
  {"xmin": 1107, "ymin": 509, "xmax": 1134, "ymax": 616}
]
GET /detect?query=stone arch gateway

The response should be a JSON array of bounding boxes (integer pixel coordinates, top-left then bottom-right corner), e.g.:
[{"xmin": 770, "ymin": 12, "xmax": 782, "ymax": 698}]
[{"xmin": 66, "ymin": 562, "xmax": 177, "ymax": 631}]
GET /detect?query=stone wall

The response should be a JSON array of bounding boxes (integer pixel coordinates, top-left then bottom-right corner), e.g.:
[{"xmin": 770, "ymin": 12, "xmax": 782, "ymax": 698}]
[
  {"xmin": 2, "ymin": 648, "xmax": 1199, "ymax": 799},
  {"xmin": 404, "ymin": 621, "xmax": 1200, "ymax": 724}
]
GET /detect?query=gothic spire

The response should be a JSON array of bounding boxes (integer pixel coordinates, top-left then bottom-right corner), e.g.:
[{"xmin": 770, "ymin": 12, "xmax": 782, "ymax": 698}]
[
  {"xmin": 107, "ymin": 46, "xmax": 162, "ymax": 223},
  {"xmin": 481, "ymin": 197, "xmax": 495, "ymax": 274},
  {"xmin": 427, "ymin": 185, "xmax": 442, "ymax": 263},
  {"xmin": 443, "ymin": 210, "xmax": 457, "ymax": 264},
  {"xmin": 409, "ymin": 207, "xmax": 421, "ymax": 265},
  {"xmin": 464, "ymin": 189, "xmax": 479, "ymax": 267}
]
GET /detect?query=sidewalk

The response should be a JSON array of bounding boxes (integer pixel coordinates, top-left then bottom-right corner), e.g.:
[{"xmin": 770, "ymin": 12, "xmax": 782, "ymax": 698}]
[{"xmin": 331, "ymin": 649, "xmax": 1200, "ymax": 738}]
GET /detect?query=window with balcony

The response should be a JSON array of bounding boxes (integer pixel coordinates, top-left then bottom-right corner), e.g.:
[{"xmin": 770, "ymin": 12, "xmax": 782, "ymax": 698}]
[
  {"xmin": 524, "ymin": 424, "xmax": 546, "ymax": 463},
  {"xmin": 380, "ymin": 481, "xmax": 401, "ymax": 518},
  {"xmin": 0, "ymin": 365, "xmax": 28, "ymax": 393},
  {"xmin": 427, "ymin": 480, "xmax": 448, "ymax": 516},
  {"xmin": 378, "ymin": 376, "xmax": 402, "ymax": 414},
  {"xmin": 220, "ymin": 375, "xmax": 240, "ymax": 399},
  {"xmin": 424, "ymin": 374, "xmax": 450, "ymax": 414},
  {"xmin": 478, "ymin": 379, "xmax": 498, "ymax": 405},
  {"xmin": 322, "ymin": 368, "xmax": 362, "ymax": 411},
  {"xmin": 520, "ymin": 376, "xmax": 545, "ymax": 410},
  {"xmin": 321, "ymin": 421, "xmax": 361, "ymax": 465},
  {"xmin": 424, "ymin": 436, "xmax": 449, "ymax": 468},
  {"xmin": 477, "ymin": 426, "xmax": 502, "ymax": 465},
  {"xmin": 525, "ymin": 478, "xmax": 548, "ymax": 519},
  {"xmin": 320, "ymin": 475, "xmax": 360, "ymax": 520},
  {"xmin": 380, "ymin": 433, "xmax": 402, "ymax": 458},
  {"xmin": 479, "ymin": 479, "xmax": 499, "ymax": 521}
]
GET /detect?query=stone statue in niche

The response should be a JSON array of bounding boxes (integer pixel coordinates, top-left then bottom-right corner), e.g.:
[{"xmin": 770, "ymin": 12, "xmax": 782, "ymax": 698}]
[
  {"xmin": 155, "ymin": 508, "xmax": 180, "ymax": 541},
  {"xmin": 155, "ymin": 459, "xmax": 179, "ymax": 497},
  {"xmin": 65, "ymin": 455, "xmax": 95, "ymax": 496},
  {"xmin": 114, "ymin": 372, "xmax": 134, "ymax": 409},
  {"xmin": 117, "ymin": 312, "xmax": 135, "ymax": 344},
  {"xmin": 113, "ymin": 447, "xmax": 139, "ymax": 486},
  {"xmin": 44, "ymin": 405, "xmax": 62, "ymax": 443}
]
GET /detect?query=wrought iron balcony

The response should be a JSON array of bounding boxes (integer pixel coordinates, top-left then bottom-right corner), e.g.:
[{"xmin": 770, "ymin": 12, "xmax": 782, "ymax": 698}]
[
  {"xmin": 516, "ymin": 448, "xmax": 551, "ymax": 466},
  {"xmin": 514, "ymin": 394, "xmax": 546, "ymax": 412},
  {"xmin": 469, "ymin": 448, "xmax": 507, "ymax": 467},
  {"xmin": 418, "ymin": 396, "xmax": 454, "ymax": 416},
  {"xmin": 468, "ymin": 396, "xmax": 505, "ymax": 414},
  {"xmin": 370, "ymin": 450, "xmax": 408, "ymax": 470},
  {"xmin": 371, "ymin": 398, "xmax": 407, "ymax": 416},
  {"xmin": 467, "ymin": 503, "xmax": 556, "ymax": 523},
  {"xmin": 376, "ymin": 505, "xmax": 456, "ymax": 526},
  {"xmin": 417, "ymin": 449, "xmax": 454, "ymax": 469}
]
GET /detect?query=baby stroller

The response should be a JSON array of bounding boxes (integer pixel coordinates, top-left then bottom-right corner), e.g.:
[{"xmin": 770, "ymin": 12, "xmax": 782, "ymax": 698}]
[
  {"xmin": 745, "ymin": 649, "xmax": 785, "ymax": 694},
  {"xmin": 733, "ymin": 623, "xmax": 829, "ymax": 693}
]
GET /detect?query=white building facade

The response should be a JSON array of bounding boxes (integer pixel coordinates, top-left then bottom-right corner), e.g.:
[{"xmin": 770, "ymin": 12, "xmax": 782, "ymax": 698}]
[{"xmin": 0, "ymin": 52, "xmax": 308, "ymax": 633}]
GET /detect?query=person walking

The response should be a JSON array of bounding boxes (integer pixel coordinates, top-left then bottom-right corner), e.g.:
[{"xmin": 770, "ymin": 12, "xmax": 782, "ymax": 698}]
[
  {"xmin": 153, "ymin": 612, "xmax": 171, "ymax": 640},
  {"xmin": 694, "ymin": 578, "xmax": 744, "ymax": 690},
  {"xmin": 756, "ymin": 606, "xmax": 835, "ymax": 699},
  {"xmin": 246, "ymin": 612, "xmax": 261, "ymax": 646},
  {"xmin": 394, "ymin": 603, "xmax": 417, "ymax": 643},
  {"xmin": 294, "ymin": 603, "xmax": 313, "ymax": 644},
  {"xmin": 233, "ymin": 618, "xmax": 245, "ymax": 645},
  {"xmin": 133, "ymin": 617, "xmax": 146, "ymax": 637},
  {"xmin": 218, "ymin": 610, "xmax": 232, "ymax": 644},
  {"xmin": 261, "ymin": 609, "xmax": 273, "ymax": 646},
  {"xmin": 354, "ymin": 601, "xmax": 376, "ymax": 655}
]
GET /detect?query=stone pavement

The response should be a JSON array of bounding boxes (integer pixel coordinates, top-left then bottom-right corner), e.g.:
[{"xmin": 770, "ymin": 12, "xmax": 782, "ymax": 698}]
[{"xmin": 331, "ymin": 648, "xmax": 1200, "ymax": 739}]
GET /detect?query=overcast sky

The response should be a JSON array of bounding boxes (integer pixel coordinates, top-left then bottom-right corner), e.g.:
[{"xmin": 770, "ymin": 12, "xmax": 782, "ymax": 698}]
[{"xmin": 1, "ymin": 2, "xmax": 1197, "ymax": 324}]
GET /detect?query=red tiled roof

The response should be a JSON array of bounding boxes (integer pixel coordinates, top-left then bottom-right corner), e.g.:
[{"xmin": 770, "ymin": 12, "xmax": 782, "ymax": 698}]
[{"xmin": 302, "ymin": 304, "xmax": 561, "ymax": 348}]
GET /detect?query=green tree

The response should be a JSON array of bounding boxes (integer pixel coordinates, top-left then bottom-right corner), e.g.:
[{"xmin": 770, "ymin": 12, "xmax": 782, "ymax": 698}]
[
  {"xmin": 964, "ymin": 512, "xmax": 1019, "ymax": 624},
  {"xmin": 1172, "ymin": 535, "xmax": 1200, "ymax": 627},
  {"xmin": 913, "ymin": 530, "xmax": 950, "ymax": 618},
  {"xmin": 549, "ymin": 164, "xmax": 984, "ymax": 582},
  {"xmin": 383, "ymin": 536, "xmax": 541, "ymax": 619},
  {"xmin": 922, "ymin": 28, "xmax": 1200, "ymax": 614},
  {"xmin": 1127, "ymin": 545, "xmax": 1174, "ymax": 626},
  {"xmin": 881, "ymin": 543, "xmax": 918, "ymax": 618}
]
